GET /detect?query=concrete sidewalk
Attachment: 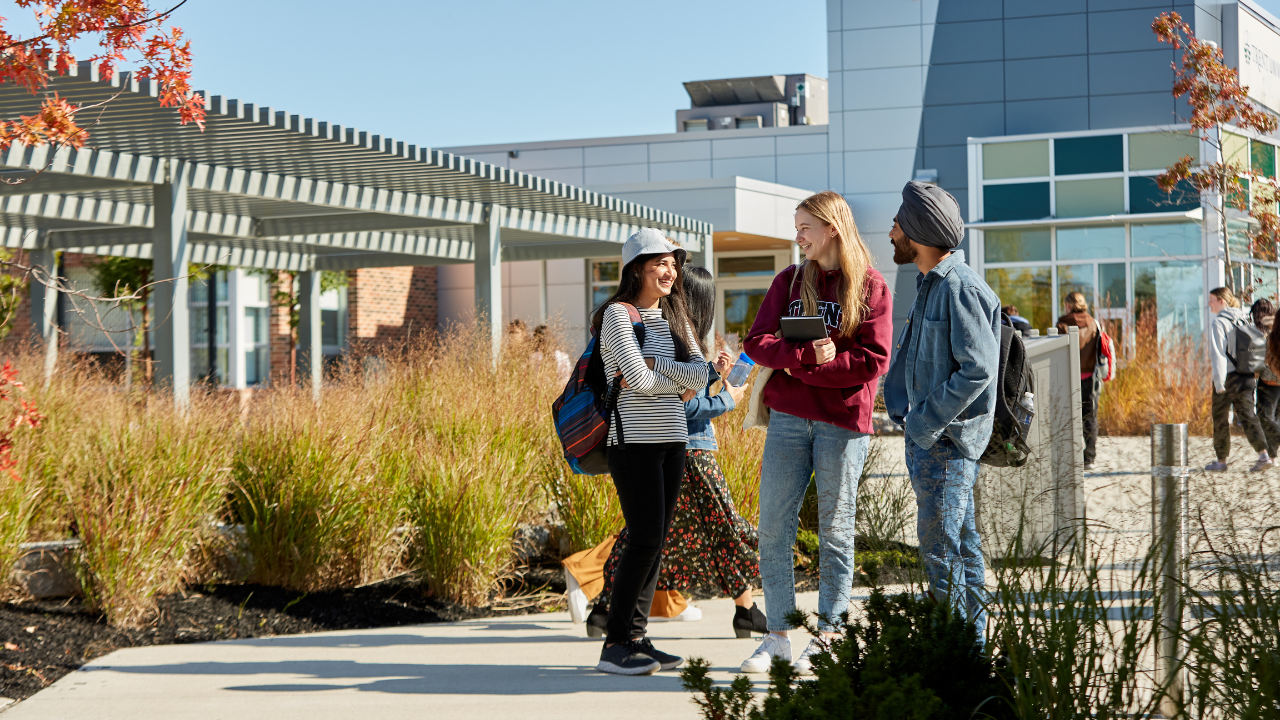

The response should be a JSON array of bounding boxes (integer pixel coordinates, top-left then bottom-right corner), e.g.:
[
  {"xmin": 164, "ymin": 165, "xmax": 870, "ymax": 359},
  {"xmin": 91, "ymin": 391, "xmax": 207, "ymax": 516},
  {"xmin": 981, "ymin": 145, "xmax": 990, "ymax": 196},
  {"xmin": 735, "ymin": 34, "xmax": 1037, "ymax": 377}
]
[{"xmin": 1, "ymin": 591, "xmax": 845, "ymax": 720}]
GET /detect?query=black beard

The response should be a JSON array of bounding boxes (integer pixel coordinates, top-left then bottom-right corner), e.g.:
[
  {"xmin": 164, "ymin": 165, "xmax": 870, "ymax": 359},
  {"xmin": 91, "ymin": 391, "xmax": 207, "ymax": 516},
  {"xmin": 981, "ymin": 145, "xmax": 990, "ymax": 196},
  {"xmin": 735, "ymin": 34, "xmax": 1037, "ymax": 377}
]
[{"xmin": 892, "ymin": 237, "xmax": 917, "ymax": 265}]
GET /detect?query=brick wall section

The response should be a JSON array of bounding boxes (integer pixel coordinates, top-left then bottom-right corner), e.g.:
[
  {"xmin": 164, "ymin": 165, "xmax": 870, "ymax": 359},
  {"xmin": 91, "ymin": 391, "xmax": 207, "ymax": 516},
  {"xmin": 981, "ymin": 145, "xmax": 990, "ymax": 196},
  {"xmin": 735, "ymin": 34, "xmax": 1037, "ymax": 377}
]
[
  {"xmin": 268, "ymin": 271, "xmax": 294, "ymax": 385},
  {"xmin": 348, "ymin": 266, "xmax": 437, "ymax": 344}
]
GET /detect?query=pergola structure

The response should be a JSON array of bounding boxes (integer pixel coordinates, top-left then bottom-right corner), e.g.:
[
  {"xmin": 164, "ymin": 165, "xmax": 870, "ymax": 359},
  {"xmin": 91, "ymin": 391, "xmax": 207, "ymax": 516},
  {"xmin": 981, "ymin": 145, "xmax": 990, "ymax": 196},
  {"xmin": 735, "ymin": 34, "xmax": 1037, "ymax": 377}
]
[{"xmin": 0, "ymin": 62, "xmax": 712, "ymax": 406}]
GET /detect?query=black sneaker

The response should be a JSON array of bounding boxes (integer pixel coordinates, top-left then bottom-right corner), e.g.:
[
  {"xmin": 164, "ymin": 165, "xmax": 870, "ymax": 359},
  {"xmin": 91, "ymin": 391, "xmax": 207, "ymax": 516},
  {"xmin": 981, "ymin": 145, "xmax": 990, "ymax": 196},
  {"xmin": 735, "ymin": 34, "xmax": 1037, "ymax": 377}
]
[
  {"xmin": 597, "ymin": 640, "xmax": 660, "ymax": 675},
  {"xmin": 630, "ymin": 637, "xmax": 683, "ymax": 670}
]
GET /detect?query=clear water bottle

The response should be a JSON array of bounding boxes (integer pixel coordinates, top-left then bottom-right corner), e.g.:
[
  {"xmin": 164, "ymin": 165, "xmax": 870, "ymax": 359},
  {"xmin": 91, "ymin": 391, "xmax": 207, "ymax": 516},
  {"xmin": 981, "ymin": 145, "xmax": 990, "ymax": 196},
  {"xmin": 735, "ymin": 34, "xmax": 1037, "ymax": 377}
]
[
  {"xmin": 1012, "ymin": 392, "xmax": 1035, "ymax": 433},
  {"xmin": 725, "ymin": 353, "xmax": 756, "ymax": 387}
]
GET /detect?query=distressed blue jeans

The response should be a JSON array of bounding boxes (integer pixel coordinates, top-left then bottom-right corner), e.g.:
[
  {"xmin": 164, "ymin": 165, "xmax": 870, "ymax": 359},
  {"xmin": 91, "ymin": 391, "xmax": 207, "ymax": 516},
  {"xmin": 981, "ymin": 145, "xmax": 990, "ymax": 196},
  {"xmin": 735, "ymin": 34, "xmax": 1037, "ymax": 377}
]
[
  {"xmin": 904, "ymin": 434, "xmax": 989, "ymax": 639},
  {"xmin": 759, "ymin": 410, "xmax": 868, "ymax": 632}
]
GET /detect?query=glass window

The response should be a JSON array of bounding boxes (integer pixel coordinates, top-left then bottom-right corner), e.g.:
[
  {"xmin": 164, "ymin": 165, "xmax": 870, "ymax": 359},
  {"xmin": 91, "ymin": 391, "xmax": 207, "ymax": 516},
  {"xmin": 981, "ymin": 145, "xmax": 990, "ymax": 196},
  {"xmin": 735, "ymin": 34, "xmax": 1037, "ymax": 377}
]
[
  {"xmin": 1055, "ymin": 177, "xmax": 1124, "ymax": 218},
  {"xmin": 1054, "ymin": 135, "xmax": 1122, "ymax": 175},
  {"xmin": 1133, "ymin": 260, "xmax": 1204, "ymax": 339},
  {"xmin": 986, "ymin": 266, "xmax": 1052, "ymax": 331},
  {"xmin": 1057, "ymin": 225, "xmax": 1125, "ymax": 260},
  {"xmin": 245, "ymin": 307, "xmax": 268, "ymax": 345},
  {"xmin": 1057, "ymin": 264, "xmax": 1095, "ymax": 313},
  {"xmin": 1129, "ymin": 176, "xmax": 1199, "ymax": 213},
  {"xmin": 1223, "ymin": 132, "xmax": 1250, "ymax": 169},
  {"xmin": 1099, "ymin": 263, "xmax": 1127, "ymax": 309},
  {"xmin": 1227, "ymin": 219, "xmax": 1252, "ymax": 260},
  {"xmin": 592, "ymin": 284, "xmax": 617, "ymax": 311},
  {"xmin": 683, "ymin": 120, "xmax": 708, "ymax": 132},
  {"xmin": 984, "ymin": 227, "xmax": 1050, "ymax": 262},
  {"xmin": 1131, "ymin": 222, "xmax": 1200, "ymax": 257},
  {"xmin": 1252, "ymin": 265, "xmax": 1279, "ymax": 304},
  {"xmin": 735, "ymin": 117, "xmax": 760, "ymax": 129},
  {"xmin": 983, "ymin": 182, "xmax": 1050, "ymax": 222},
  {"xmin": 718, "ymin": 256, "xmax": 775, "ymax": 277},
  {"xmin": 1253, "ymin": 141, "xmax": 1276, "ymax": 179},
  {"xmin": 983, "ymin": 140, "xmax": 1050, "ymax": 179},
  {"xmin": 592, "ymin": 261, "xmax": 619, "ymax": 283},
  {"xmin": 322, "ymin": 308, "xmax": 339, "ymax": 346},
  {"xmin": 1128, "ymin": 131, "xmax": 1200, "ymax": 171},
  {"xmin": 724, "ymin": 288, "xmax": 768, "ymax": 342}
]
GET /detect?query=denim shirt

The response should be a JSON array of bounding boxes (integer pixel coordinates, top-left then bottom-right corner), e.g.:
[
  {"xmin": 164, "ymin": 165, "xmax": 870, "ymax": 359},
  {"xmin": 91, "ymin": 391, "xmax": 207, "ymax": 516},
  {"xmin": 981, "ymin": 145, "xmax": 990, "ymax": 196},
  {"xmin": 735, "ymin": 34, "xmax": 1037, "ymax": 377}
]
[
  {"xmin": 685, "ymin": 364, "xmax": 735, "ymax": 450},
  {"xmin": 883, "ymin": 251, "xmax": 1001, "ymax": 459}
]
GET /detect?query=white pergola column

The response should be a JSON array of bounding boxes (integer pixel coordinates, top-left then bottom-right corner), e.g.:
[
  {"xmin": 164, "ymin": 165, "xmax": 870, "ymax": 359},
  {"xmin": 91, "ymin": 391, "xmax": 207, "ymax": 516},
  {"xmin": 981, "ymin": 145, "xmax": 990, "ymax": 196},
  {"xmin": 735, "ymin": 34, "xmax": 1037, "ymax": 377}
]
[
  {"xmin": 152, "ymin": 160, "xmax": 193, "ymax": 409},
  {"xmin": 297, "ymin": 269, "xmax": 322, "ymax": 400},
  {"xmin": 28, "ymin": 239, "xmax": 58, "ymax": 386},
  {"xmin": 475, "ymin": 203, "xmax": 503, "ymax": 356}
]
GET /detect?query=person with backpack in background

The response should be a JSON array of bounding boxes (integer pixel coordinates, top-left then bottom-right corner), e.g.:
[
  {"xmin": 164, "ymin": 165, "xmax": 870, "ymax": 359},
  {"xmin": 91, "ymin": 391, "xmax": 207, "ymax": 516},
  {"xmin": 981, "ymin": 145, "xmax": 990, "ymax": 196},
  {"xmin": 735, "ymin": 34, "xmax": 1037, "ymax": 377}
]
[
  {"xmin": 566, "ymin": 265, "xmax": 769, "ymax": 641},
  {"xmin": 883, "ymin": 181, "xmax": 1001, "ymax": 640},
  {"xmin": 1003, "ymin": 304, "xmax": 1032, "ymax": 334},
  {"xmin": 1206, "ymin": 287, "xmax": 1271, "ymax": 472},
  {"xmin": 1056, "ymin": 292, "xmax": 1101, "ymax": 470},
  {"xmin": 590, "ymin": 228, "xmax": 708, "ymax": 675},
  {"xmin": 738, "ymin": 190, "xmax": 893, "ymax": 676},
  {"xmin": 1251, "ymin": 299, "xmax": 1280, "ymax": 465}
]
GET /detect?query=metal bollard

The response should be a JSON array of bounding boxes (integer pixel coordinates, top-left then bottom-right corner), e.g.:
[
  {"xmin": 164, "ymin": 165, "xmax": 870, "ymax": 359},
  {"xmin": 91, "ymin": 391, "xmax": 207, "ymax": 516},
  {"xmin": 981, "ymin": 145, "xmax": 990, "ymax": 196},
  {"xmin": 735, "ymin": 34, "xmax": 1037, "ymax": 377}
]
[{"xmin": 1151, "ymin": 424, "xmax": 1188, "ymax": 718}]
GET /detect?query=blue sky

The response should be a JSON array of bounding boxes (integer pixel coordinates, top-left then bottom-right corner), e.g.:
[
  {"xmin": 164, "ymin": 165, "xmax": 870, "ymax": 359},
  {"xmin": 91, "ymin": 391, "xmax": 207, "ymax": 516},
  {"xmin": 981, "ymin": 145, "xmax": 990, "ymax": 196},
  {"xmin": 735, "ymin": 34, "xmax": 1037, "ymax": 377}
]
[
  {"xmin": 168, "ymin": 0, "xmax": 829, "ymax": 148},
  {"xmin": 8, "ymin": 1, "xmax": 1280, "ymax": 148}
]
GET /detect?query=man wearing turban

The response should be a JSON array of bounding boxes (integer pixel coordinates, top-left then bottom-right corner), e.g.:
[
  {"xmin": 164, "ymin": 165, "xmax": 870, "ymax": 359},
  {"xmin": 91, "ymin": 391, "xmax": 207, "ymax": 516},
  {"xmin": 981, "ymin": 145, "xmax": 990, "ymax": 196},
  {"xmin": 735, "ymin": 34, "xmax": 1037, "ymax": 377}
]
[{"xmin": 883, "ymin": 181, "xmax": 1001, "ymax": 640}]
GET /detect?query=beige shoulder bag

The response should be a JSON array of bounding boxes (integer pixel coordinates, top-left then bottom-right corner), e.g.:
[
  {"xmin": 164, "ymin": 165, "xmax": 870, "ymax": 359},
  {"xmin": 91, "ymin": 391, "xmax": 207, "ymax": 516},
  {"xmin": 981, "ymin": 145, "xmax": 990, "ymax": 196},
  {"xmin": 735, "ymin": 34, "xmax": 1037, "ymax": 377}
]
[{"xmin": 742, "ymin": 263, "xmax": 804, "ymax": 431}]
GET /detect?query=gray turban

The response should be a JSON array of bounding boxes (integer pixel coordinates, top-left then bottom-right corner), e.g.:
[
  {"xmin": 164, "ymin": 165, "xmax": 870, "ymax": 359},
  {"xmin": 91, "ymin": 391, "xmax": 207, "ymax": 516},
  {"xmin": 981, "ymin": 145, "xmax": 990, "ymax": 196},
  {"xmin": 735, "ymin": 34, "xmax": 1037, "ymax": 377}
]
[{"xmin": 895, "ymin": 181, "xmax": 964, "ymax": 249}]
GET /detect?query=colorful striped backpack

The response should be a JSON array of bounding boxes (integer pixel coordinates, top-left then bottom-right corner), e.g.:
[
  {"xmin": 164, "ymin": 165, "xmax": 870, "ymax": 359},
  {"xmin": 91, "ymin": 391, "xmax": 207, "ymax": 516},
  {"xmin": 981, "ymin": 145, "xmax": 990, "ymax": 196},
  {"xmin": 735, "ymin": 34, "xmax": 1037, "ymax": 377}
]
[{"xmin": 551, "ymin": 302, "xmax": 645, "ymax": 475}]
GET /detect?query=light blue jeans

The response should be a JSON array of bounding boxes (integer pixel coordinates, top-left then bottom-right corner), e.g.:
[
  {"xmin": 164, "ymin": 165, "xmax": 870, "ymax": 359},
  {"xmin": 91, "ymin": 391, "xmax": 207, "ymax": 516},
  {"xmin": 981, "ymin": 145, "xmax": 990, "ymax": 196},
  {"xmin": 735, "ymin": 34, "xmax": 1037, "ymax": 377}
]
[
  {"xmin": 904, "ymin": 434, "xmax": 989, "ymax": 639},
  {"xmin": 759, "ymin": 410, "xmax": 868, "ymax": 632}
]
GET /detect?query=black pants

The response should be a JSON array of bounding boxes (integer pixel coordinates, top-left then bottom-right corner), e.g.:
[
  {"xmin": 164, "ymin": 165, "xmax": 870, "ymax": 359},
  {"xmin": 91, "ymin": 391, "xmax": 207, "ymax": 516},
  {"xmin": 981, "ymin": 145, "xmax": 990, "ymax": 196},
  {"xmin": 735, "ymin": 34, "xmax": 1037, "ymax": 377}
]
[
  {"xmin": 1212, "ymin": 376, "xmax": 1268, "ymax": 461},
  {"xmin": 1257, "ymin": 382, "xmax": 1280, "ymax": 458},
  {"xmin": 605, "ymin": 442, "xmax": 685, "ymax": 645},
  {"xmin": 1080, "ymin": 376, "xmax": 1099, "ymax": 465}
]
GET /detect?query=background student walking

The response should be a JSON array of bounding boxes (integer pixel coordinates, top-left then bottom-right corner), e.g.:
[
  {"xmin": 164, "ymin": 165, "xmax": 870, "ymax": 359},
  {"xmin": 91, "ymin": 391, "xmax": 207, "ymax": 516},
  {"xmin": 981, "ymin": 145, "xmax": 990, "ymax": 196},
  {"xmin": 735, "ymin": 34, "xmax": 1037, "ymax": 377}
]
[
  {"xmin": 1206, "ymin": 287, "xmax": 1271, "ymax": 473},
  {"xmin": 739, "ymin": 190, "xmax": 893, "ymax": 676},
  {"xmin": 883, "ymin": 181, "xmax": 1001, "ymax": 639},
  {"xmin": 1252, "ymin": 299, "xmax": 1280, "ymax": 465},
  {"xmin": 592, "ymin": 228, "xmax": 708, "ymax": 676},
  {"xmin": 1056, "ymin": 292, "xmax": 1101, "ymax": 470}
]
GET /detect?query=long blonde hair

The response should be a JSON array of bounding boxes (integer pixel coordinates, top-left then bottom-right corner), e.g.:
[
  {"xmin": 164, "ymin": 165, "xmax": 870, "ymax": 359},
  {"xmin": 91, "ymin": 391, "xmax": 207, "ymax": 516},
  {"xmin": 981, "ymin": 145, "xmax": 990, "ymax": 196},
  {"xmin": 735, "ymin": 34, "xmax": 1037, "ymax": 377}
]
[{"xmin": 795, "ymin": 191, "xmax": 874, "ymax": 337}]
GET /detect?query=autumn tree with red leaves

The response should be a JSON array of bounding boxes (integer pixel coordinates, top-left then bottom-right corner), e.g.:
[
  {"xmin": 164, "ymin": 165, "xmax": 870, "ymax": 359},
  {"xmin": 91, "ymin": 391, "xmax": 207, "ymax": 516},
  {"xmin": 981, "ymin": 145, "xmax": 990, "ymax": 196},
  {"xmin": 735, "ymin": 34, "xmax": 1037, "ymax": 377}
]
[
  {"xmin": 0, "ymin": 0, "xmax": 204, "ymax": 151},
  {"xmin": 1153, "ymin": 12, "xmax": 1280, "ymax": 298}
]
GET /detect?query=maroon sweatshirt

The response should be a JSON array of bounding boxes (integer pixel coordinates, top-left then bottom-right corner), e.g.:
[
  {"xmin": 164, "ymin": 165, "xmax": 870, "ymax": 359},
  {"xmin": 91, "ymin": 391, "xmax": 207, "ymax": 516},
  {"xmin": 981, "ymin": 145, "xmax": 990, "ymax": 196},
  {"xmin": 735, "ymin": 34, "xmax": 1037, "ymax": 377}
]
[{"xmin": 743, "ymin": 264, "xmax": 893, "ymax": 433}]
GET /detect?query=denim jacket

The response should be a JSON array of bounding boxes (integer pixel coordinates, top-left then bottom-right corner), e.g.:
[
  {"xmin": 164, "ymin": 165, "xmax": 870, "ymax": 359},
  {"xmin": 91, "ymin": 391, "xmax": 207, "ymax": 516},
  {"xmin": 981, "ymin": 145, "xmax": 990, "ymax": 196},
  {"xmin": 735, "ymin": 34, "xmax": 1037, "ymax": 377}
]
[
  {"xmin": 685, "ymin": 364, "xmax": 734, "ymax": 450},
  {"xmin": 883, "ymin": 251, "xmax": 1001, "ymax": 459}
]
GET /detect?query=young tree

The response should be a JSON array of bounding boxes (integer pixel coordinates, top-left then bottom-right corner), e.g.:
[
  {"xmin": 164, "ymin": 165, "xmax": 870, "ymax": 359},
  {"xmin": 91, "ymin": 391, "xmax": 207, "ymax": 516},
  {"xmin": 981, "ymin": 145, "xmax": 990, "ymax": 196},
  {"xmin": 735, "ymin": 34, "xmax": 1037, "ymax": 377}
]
[
  {"xmin": 1153, "ymin": 12, "xmax": 1280, "ymax": 299},
  {"xmin": 0, "ymin": 0, "xmax": 204, "ymax": 152},
  {"xmin": 88, "ymin": 256, "xmax": 152, "ymax": 383},
  {"xmin": 261, "ymin": 270, "xmax": 349, "ymax": 386}
]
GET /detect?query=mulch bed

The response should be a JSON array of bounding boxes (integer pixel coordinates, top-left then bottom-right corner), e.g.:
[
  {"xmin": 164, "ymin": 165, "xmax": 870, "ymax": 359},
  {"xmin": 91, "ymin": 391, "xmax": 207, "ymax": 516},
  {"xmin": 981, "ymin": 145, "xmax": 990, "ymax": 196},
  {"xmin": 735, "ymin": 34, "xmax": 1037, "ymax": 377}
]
[{"xmin": 0, "ymin": 565, "xmax": 566, "ymax": 702}]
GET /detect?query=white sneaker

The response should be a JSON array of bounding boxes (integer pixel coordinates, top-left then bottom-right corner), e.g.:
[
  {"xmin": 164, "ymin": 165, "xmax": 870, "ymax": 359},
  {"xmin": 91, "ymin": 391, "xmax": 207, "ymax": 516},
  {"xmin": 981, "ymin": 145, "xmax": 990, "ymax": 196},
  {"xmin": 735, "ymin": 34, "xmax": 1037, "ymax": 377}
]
[
  {"xmin": 740, "ymin": 633, "xmax": 791, "ymax": 673},
  {"xmin": 563, "ymin": 569, "xmax": 588, "ymax": 625},
  {"xmin": 793, "ymin": 638, "xmax": 829, "ymax": 676},
  {"xmin": 649, "ymin": 604, "xmax": 702, "ymax": 623}
]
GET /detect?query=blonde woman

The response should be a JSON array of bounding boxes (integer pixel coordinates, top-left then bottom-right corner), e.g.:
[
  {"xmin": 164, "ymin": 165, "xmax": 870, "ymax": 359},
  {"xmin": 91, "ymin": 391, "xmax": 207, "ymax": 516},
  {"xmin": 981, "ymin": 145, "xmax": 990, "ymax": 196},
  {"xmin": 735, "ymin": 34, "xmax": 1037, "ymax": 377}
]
[{"xmin": 739, "ymin": 191, "xmax": 893, "ymax": 675}]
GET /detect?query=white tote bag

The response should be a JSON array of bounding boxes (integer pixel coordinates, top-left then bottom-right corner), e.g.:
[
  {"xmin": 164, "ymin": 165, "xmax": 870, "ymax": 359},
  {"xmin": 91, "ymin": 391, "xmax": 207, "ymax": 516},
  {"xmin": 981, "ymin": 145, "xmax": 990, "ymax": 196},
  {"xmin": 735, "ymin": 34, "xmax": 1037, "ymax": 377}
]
[{"xmin": 742, "ymin": 367, "xmax": 772, "ymax": 430}]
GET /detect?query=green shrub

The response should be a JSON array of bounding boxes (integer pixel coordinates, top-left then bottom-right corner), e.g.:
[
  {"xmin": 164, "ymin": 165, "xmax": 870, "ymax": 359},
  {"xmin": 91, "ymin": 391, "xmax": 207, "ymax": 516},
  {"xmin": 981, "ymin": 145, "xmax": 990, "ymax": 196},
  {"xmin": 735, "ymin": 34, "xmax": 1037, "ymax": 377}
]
[
  {"xmin": 230, "ymin": 414, "xmax": 375, "ymax": 591},
  {"xmin": 682, "ymin": 589, "xmax": 1012, "ymax": 720},
  {"xmin": 64, "ymin": 403, "xmax": 234, "ymax": 626}
]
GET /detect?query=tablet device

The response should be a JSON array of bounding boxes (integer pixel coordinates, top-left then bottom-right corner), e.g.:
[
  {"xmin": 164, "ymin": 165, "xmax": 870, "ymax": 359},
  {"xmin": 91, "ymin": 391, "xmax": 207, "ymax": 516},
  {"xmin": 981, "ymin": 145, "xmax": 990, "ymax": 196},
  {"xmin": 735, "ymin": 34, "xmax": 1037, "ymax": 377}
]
[{"xmin": 779, "ymin": 316, "xmax": 829, "ymax": 343}]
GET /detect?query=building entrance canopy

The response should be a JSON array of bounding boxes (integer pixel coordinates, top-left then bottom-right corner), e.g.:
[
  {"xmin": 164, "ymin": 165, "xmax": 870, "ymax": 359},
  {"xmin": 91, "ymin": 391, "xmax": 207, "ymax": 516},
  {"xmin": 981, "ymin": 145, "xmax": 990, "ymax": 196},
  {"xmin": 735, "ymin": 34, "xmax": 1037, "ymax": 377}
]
[{"xmin": 0, "ymin": 62, "xmax": 712, "ymax": 404}]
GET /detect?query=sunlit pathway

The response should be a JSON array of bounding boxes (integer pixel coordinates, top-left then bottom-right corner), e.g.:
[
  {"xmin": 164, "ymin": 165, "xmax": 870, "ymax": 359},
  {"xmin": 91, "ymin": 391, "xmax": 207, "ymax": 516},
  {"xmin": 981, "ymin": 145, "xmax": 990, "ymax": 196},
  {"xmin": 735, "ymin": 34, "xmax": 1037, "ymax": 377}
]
[{"xmin": 6, "ymin": 589, "xmax": 931, "ymax": 720}]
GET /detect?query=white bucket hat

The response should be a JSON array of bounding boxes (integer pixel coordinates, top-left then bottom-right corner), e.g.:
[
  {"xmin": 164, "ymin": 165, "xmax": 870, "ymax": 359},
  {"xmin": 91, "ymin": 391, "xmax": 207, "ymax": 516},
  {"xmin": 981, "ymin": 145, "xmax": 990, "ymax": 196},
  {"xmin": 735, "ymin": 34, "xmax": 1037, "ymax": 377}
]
[{"xmin": 621, "ymin": 228, "xmax": 686, "ymax": 268}]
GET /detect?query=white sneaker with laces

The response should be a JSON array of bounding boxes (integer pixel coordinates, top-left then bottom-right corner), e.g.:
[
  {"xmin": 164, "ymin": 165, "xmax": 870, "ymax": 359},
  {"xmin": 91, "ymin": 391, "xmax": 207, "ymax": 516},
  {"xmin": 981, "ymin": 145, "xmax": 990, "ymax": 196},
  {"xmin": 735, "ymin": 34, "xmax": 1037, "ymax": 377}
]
[
  {"xmin": 740, "ymin": 633, "xmax": 791, "ymax": 673},
  {"xmin": 1251, "ymin": 453, "xmax": 1274, "ymax": 472},
  {"xmin": 649, "ymin": 604, "xmax": 702, "ymax": 623},
  {"xmin": 793, "ymin": 638, "xmax": 829, "ymax": 676},
  {"xmin": 564, "ymin": 569, "xmax": 588, "ymax": 625}
]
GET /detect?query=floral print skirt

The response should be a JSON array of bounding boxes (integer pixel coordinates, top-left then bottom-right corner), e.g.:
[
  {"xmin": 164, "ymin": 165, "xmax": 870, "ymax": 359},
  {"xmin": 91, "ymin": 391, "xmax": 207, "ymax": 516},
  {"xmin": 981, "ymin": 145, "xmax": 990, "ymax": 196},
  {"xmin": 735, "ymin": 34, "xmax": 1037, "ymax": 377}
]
[{"xmin": 601, "ymin": 449, "xmax": 760, "ymax": 601}]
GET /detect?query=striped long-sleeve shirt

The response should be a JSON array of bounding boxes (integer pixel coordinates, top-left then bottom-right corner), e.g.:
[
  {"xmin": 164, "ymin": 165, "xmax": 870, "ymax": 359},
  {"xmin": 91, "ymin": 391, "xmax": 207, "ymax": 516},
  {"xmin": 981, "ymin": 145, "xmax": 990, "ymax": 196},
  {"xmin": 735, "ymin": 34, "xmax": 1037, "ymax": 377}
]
[{"xmin": 600, "ymin": 303, "xmax": 708, "ymax": 445}]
